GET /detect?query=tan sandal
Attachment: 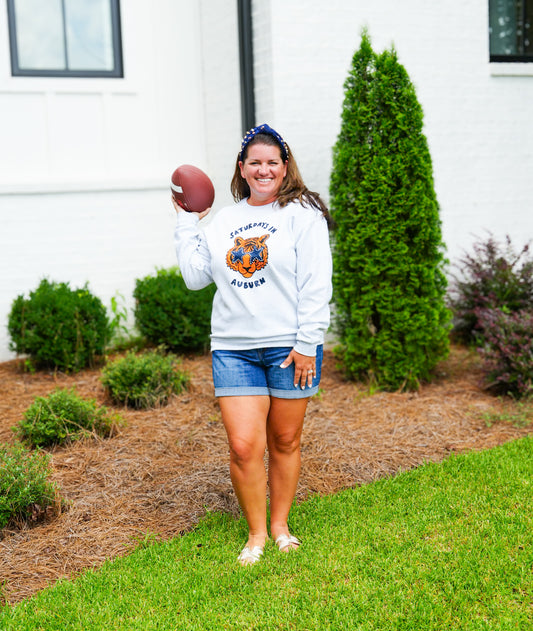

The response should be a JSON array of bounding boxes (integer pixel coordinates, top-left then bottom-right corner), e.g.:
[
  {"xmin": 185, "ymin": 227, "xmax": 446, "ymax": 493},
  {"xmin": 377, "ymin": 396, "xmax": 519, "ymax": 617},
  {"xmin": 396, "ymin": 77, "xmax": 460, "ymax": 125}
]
[
  {"xmin": 275, "ymin": 534, "xmax": 301, "ymax": 552},
  {"xmin": 237, "ymin": 545, "xmax": 264, "ymax": 566}
]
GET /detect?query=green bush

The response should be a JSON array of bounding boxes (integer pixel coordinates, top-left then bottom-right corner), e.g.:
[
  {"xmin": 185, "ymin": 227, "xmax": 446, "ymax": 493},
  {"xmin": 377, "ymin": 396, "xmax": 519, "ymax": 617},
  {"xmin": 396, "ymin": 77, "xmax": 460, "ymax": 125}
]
[
  {"xmin": 101, "ymin": 350, "xmax": 189, "ymax": 409},
  {"xmin": 329, "ymin": 31, "xmax": 450, "ymax": 390},
  {"xmin": 448, "ymin": 234, "xmax": 533, "ymax": 344},
  {"xmin": 0, "ymin": 442, "xmax": 60, "ymax": 529},
  {"xmin": 16, "ymin": 388, "xmax": 123, "ymax": 448},
  {"xmin": 133, "ymin": 267, "xmax": 215, "ymax": 353},
  {"xmin": 8, "ymin": 279, "xmax": 111, "ymax": 372}
]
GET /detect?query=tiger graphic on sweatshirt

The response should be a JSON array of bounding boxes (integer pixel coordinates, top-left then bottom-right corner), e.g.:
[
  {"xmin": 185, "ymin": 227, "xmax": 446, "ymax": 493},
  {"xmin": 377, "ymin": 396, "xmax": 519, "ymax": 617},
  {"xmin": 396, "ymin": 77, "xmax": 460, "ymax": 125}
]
[{"xmin": 226, "ymin": 234, "xmax": 270, "ymax": 279}]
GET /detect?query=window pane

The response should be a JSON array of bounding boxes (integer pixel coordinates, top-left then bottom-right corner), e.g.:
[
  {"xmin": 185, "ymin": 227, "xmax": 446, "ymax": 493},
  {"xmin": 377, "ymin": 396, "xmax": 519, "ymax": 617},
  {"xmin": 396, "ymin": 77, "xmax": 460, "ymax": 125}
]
[
  {"xmin": 14, "ymin": 0, "xmax": 66, "ymax": 70},
  {"xmin": 64, "ymin": 0, "xmax": 114, "ymax": 71},
  {"xmin": 489, "ymin": 0, "xmax": 518, "ymax": 55},
  {"xmin": 489, "ymin": 0, "xmax": 533, "ymax": 57},
  {"xmin": 524, "ymin": 1, "xmax": 533, "ymax": 53},
  {"xmin": 8, "ymin": 0, "xmax": 122, "ymax": 76}
]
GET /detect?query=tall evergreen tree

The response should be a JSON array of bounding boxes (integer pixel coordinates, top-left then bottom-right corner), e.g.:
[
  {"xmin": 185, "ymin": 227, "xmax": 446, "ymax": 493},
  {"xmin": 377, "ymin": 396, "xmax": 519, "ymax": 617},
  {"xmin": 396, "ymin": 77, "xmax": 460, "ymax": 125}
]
[{"xmin": 330, "ymin": 31, "xmax": 450, "ymax": 390}]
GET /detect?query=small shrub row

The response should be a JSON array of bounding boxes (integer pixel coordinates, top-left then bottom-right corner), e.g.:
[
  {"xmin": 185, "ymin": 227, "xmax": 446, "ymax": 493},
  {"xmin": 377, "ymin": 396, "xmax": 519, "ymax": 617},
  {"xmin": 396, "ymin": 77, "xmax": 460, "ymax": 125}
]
[
  {"xmin": 3, "ymin": 347, "xmax": 190, "ymax": 533},
  {"xmin": 5, "ymin": 349, "xmax": 189, "ymax": 530},
  {"xmin": 0, "ymin": 442, "xmax": 60, "ymax": 529},
  {"xmin": 7, "ymin": 268, "xmax": 214, "ymax": 373},
  {"xmin": 15, "ymin": 350, "xmax": 189, "ymax": 449}
]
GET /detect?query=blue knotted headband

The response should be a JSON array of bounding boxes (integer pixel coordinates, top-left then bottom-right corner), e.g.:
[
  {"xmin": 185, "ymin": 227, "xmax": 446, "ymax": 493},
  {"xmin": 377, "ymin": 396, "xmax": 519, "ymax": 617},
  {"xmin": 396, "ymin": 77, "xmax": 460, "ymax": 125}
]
[{"xmin": 239, "ymin": 124, "xmax": 289, "ymax": 162}]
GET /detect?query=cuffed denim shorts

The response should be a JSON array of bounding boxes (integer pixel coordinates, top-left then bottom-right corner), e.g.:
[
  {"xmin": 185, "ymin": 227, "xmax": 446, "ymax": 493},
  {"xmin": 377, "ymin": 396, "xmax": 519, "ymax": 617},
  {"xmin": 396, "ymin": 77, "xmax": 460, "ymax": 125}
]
[{"xmin": 212, "ymin": 345, "xmax": 323, "ymax": 399}]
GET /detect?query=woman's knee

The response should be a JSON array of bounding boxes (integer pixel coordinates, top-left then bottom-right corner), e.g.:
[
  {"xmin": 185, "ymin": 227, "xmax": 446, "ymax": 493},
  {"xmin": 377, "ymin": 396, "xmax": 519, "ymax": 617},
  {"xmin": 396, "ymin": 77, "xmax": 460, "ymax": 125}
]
[
  {"xmin": 229, "ymin": 437, "xmax": 265, "ymax": 466},
  {"xmin": 269, "ymin": 431, "xmax": 301, "ymax": 455}
]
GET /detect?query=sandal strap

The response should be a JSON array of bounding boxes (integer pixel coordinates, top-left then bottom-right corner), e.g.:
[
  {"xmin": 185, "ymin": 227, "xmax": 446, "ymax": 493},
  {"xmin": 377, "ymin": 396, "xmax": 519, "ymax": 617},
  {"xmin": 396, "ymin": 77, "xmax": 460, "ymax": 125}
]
[
  {"xmin": 275, "ymin": 534, "xmax": 301, "ymax": 551},
  {"xmin": 237, "ymin": 545, "xmax": 263, "ymax": 564}
]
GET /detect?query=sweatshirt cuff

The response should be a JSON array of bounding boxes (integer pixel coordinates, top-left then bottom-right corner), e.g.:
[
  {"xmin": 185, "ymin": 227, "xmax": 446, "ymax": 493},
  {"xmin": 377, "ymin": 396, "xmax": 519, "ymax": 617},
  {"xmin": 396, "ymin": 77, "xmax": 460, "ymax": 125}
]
[
  {"xmin": 294, "ymin": 341, "xmax": 317, "ymax": 357},
  {"xmin": 176, "ymin": 210, "xmax": 200, "ymax": 227}
]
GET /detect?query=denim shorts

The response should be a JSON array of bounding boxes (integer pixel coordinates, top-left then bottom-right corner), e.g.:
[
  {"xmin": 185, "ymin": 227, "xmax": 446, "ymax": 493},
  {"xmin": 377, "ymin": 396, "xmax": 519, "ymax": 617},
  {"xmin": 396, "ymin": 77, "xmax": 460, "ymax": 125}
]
[{"xmin": 211, "ymin": 346, "xmax": 323, "ymax": 399}]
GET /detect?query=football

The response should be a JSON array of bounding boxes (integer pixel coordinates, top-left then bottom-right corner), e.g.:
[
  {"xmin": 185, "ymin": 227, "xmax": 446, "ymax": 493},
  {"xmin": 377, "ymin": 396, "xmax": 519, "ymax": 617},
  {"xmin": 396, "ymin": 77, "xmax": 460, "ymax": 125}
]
[{"xmin": 171, "ymin": 164, "xmax": 215, "ymax": 213}]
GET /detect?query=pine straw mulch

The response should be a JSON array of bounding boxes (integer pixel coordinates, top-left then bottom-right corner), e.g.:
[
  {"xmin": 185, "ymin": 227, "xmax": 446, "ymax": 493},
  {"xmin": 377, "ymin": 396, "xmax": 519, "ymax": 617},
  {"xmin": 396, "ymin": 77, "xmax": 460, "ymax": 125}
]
[{"xmin": 1, "ymin": 346, "xmax": 532, "ymax": 606}]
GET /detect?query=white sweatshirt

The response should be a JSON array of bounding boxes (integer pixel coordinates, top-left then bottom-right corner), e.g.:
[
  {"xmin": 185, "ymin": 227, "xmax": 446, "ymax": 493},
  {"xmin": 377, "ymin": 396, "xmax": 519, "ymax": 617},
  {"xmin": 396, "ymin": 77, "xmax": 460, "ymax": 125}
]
[{"xmin": 174, "ymin": 199, "xmax": 332, "ymax": 356}]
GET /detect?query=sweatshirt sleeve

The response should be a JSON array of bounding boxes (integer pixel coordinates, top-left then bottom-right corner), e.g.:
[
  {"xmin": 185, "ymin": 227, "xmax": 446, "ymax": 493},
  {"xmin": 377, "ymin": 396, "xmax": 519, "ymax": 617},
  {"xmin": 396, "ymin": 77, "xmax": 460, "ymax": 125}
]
[
  {"xmin": 293, "ymin": 208, "xmax": 333, "ymax": 356},
  {"xmin": 174, "ymin": 211, "xmax": 213, "ymax": 290}
]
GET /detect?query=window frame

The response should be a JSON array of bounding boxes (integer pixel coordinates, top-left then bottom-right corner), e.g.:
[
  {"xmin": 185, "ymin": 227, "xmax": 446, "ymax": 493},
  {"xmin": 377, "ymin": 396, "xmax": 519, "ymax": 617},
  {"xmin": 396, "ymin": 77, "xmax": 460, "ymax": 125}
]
[
  {"xmin": 489, "ymin": 0, "xmax": 533, "ymax": 63},
  {"xmin": 6, "ymin": 0, "xmax": 124, "ymax": 78}
]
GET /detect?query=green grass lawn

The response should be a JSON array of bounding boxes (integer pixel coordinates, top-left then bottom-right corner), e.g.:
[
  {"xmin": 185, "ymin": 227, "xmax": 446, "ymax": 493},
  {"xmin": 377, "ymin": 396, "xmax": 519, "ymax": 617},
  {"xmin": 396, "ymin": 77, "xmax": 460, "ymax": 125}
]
[{"xmin": 1, "ymin": 436, "xmax": 532, "ymax": 630}]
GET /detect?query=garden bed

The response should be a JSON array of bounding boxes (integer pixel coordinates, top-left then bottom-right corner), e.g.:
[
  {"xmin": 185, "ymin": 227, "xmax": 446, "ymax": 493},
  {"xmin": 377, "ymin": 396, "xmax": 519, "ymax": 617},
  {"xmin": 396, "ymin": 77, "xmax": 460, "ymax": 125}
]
[{"xmin": 0, "ymin": 346, "xmax": 531, "ymax": 605}]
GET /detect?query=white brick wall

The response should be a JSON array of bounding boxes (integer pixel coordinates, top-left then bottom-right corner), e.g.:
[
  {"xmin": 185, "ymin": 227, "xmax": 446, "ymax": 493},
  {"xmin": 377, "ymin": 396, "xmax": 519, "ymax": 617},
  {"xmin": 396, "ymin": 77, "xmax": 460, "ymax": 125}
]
[
  {"xmin": 199, "ymin": 0, "xmax": 242, "ymax": 210},
  {"xmin": 251, "ymin": 0, "xmax": 533, "ymax": 266}
]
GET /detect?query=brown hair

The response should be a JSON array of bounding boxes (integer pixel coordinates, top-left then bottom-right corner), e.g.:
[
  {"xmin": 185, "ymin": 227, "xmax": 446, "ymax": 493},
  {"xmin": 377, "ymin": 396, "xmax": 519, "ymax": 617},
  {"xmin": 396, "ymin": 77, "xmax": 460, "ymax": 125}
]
[{"xmin": 230, "ymin": 133, "xmax": 332, "ymax": 225}]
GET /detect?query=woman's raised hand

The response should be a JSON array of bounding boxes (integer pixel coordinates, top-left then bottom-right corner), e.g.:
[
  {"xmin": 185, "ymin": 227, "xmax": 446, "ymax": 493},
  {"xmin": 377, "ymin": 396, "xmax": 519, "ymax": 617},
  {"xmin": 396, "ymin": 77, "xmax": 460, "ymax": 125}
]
[{"xmin": 171, "ymin": 195, "xmax": 211, "ymax": 220}]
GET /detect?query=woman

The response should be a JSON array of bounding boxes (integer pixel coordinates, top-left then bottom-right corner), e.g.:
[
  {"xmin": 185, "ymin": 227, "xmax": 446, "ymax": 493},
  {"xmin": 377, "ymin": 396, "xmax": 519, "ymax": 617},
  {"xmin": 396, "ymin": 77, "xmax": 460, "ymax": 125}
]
[{"xmin": 173, "ymin": 124, "xmax": 332, "ymax": 565}]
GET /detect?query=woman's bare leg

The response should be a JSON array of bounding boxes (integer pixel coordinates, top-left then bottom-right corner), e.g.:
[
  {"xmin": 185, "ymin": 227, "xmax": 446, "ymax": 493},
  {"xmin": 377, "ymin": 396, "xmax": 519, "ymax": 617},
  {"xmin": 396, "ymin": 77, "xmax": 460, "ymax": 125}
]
[
  {"xmin": 267, "ymin": 397, "xmax": 309, "ymax": 549},
  {"xmin": 218, "ymin": 395, "xmax": 271, "ymax": 552}
]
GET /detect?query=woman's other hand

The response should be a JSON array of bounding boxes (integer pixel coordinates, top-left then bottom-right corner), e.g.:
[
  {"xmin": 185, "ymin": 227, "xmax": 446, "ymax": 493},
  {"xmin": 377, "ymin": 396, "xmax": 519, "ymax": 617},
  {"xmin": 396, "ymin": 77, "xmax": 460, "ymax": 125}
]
[{"xmin": 280, "ymin": 349, "xmax": 316, "ymax": 389}]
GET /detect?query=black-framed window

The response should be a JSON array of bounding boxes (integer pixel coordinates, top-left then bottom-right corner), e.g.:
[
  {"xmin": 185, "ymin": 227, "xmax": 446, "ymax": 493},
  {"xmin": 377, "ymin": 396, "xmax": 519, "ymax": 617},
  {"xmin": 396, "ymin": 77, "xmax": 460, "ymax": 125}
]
[
  {"xmin": 7, "ymin": 0, "xmax": 123, "ymax": 77},
  {"xmin": 489, "ymin": 0, "xmax": 533, "ymax": 61}
]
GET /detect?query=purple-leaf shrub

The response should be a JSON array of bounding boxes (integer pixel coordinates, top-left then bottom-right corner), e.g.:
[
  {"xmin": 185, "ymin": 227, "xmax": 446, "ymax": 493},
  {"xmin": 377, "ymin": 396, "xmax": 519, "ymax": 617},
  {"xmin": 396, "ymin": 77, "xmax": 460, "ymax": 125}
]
[
  {"xmin": 477, "ymin": 308, "xmax": 533, "ymax": 399},
  {"xmin": 448, "ymin": 234, "xmax": 533, "ymax": 344}
]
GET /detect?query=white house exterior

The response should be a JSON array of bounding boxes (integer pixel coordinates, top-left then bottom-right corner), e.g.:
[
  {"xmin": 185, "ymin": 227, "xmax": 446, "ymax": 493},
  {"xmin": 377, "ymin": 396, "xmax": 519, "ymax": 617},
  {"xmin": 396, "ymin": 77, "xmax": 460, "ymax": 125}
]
[{"xmin": 0, "ymin": 0, "xmax": 531, "ymax": 361}]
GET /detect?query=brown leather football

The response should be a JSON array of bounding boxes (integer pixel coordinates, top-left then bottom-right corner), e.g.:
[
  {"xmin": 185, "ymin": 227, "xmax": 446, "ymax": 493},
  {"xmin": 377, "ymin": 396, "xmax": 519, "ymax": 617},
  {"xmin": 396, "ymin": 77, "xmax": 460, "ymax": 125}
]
[{"xmin": 171, "ymin": 164, "xmax": 215, "ymax": 213}]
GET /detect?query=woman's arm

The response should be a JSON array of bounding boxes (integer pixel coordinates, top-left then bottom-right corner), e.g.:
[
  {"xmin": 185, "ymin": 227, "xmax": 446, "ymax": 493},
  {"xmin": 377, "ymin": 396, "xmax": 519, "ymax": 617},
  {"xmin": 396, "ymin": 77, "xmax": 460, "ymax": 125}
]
[{"xmin": 173, "ymin": 202, "xmax": 213, "ymax": 290}]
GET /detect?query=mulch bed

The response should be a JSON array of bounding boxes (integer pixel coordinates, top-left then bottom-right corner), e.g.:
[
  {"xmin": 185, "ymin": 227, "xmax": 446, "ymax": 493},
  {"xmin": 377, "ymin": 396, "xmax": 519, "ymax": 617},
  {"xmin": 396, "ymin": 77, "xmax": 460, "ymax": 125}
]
[{"xmin": 1, "ymin": 346, "xmax": 531, "ymax": 605}]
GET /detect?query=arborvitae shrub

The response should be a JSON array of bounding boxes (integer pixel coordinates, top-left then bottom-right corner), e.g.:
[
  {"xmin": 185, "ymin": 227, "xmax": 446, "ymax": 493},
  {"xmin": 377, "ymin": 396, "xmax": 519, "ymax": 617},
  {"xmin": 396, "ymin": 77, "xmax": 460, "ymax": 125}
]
[
  {"xmin": 133, "ymin": 268, "xmax": 215, "ymax": 352},
  {"xmin": 16, "ymin": 388, "xmax": 124, "ymax": 448},
  {"xmin": 0, "ymin": 442, "xmax": 60, "ymax": 529},
  {"xmin": 448, "ymin": 234, "xmax": 533, "ymax": 344},
  {"xmin": 101, "ymin": 350, "xmax": 189, "ymax": 409},
  {"xmin": 330, "ymin": 31, "xmax": 450, "ymax": 390},
  {"xmin": 8, "ymin": 279, "xmax": 111, "ymax": 372},
  {"xmin": 476, "ymin": 308, "xmax": 533, "ymax": 399}
]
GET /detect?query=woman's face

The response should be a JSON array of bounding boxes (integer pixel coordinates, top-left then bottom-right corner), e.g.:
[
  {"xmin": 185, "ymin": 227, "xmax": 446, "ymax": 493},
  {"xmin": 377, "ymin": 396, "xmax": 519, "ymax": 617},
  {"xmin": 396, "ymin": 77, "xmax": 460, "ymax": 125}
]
[{"xmin": 239, "ymin": 143, "xmax": 287, "ymax": 206}]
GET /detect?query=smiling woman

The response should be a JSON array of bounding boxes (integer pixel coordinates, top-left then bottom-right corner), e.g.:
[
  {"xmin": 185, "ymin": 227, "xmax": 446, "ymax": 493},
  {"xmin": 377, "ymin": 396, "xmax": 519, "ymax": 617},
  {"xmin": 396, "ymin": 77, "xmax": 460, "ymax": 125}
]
[
  {"xmin": 6, "ymin": 0, "xmax": 123, "ymax": 77},
  {"xmin": 173, "ymin": 123, "xmax": 333, "ymax": 566}
]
